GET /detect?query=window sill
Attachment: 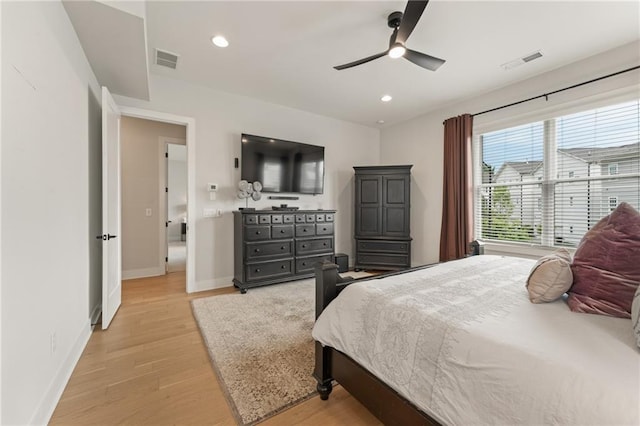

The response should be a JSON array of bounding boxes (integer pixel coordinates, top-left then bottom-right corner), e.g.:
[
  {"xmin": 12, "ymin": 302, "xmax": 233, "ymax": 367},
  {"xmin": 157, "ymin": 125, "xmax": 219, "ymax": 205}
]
[{"xmin": 479, "ymin": 240, "xmax": 576, "ymax": 260}]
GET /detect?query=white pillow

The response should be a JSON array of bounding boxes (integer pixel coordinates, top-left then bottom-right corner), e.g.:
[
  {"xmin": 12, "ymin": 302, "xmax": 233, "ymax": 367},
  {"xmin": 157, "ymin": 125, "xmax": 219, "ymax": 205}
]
[
  {"xmin": 526, "ymin": 248, "xmax": 573, "ymax": 303},
  {"xmin": 632, "ymin": 286, "xmax": 640, "ymax": 349}
]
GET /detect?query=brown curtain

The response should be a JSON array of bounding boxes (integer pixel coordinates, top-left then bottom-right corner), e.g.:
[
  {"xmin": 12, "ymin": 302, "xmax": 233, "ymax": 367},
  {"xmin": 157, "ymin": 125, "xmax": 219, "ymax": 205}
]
[{"xmin": 439, "ymin": 114, "xmax": 474, "ymax": 262}]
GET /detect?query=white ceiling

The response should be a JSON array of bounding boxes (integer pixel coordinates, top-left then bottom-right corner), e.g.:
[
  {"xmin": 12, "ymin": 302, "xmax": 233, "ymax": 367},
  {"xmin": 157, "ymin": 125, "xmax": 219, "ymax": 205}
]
[{"xmin": 73, "ymin": 1, "xmax": 640, "ymax": 128}]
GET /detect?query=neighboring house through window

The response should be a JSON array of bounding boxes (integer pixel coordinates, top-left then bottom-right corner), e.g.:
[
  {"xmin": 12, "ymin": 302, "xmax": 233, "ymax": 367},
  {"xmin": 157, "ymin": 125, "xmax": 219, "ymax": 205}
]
[{"xmin": 474, "ymin": 99, "xmax": 640, "ymax": 248}]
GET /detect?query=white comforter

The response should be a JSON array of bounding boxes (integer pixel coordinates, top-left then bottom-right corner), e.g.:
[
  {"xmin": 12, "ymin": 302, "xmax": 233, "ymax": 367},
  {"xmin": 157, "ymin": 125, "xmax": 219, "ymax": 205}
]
[{"xmin": 312, "ymin": 255, "xmax": 640, "ymax": 425}]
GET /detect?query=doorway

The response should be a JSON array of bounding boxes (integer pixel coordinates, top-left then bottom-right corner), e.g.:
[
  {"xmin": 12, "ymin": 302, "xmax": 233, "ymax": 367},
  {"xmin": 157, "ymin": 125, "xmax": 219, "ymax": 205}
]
[
  {"xmin": 117, "ymin": 106, "xmax": 196, "ymax": 293},
  {"xmin": 165, "ymin": 142, "xmax": 187, "ymax": 273}
]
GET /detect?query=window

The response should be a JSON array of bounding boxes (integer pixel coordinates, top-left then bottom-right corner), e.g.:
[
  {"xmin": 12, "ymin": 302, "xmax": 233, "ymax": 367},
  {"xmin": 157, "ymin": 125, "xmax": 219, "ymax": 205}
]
[
  {"xmin": 609, "ymin": 196, "xmax": 619, "ymax": 211},
  {"xmin": 475, "ymin": 99, "xmax": 640, "ymax": 248}
]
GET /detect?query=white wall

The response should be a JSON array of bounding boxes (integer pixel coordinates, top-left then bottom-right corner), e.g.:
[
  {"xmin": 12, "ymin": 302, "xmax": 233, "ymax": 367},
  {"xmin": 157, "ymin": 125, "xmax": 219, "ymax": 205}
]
[
  {"xmin": 380, "ymin": 41, "xmax": 640, "ymax": 265},
  {"xmin": 1, "ymin": 2, "xmax": 101, "ymax": 424},
  {"xmin": 120, "ymin": 116, "xmax": 185, "ymax": 279},
  {"xmin": 114, "ymin": 75, "xmax": 380, "ymax": 289}
]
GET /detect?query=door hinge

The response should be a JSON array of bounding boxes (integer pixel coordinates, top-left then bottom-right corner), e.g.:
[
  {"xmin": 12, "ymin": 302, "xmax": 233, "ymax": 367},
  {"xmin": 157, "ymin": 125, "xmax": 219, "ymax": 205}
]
[
  {"xmin": 165, "ymin": 152, "xmax": 168, "ymax": 158},
  {"xmin": 165, "ymin": 187, "xmax": 168, "ymax": 193},
  {"xmin": 165, "ymin": 257, "xmax": 168, "ymax": 262}
]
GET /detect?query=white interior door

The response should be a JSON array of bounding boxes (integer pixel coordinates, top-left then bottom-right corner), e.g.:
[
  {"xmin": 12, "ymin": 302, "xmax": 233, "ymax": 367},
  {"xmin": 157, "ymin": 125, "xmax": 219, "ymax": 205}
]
[{"xmin": 101, "ymin": 86, "xmax": 122, "ymax": 329}]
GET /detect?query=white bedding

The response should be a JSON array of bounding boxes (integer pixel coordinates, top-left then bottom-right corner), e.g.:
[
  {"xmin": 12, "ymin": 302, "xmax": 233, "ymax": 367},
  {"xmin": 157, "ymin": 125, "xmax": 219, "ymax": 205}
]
[{"xmin": 312, "ymin": 255, "xmax": 640, "ymax": 425}]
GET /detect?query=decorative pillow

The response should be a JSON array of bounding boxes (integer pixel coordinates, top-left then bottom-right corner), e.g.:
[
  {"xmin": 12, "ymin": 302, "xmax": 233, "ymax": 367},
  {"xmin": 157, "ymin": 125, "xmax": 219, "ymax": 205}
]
[
  {"xmin": 526, "ymin": 248, "xmax": 573, "ymax": 303},
  {"xmin": 567, "ymin": 202, "xmax": 640, "ymax": 318},
  {"xmin": 632, "ymin": 286, "xmax": 640, "ymax": 349}
]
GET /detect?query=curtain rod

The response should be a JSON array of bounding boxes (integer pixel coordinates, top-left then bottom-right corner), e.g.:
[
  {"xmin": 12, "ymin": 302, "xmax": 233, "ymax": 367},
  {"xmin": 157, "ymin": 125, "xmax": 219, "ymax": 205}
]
[{"xmin": 471, "ymin": 65, "xmax": 640, "ymax": 118}]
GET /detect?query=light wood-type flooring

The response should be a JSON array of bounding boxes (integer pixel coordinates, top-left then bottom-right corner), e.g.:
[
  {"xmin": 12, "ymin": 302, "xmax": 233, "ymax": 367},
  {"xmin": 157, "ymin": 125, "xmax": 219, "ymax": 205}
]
[{"xmin": 50, "ymin": 272, "xmax": 381, "ymax": 425}]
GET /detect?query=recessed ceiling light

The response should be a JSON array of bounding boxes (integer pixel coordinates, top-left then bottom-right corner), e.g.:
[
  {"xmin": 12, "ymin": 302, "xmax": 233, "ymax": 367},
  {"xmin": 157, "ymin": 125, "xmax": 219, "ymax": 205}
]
[
  {"xmin": 377, "ymin": 120, "xmax": 385, "ymax": 124},
  {"xmin": 381, "ymin": 95, "xmax": 392, "ymax": 102},
  {"xmin": 211, "ymin": 35, "xmax": 229, "ymax": 48}
]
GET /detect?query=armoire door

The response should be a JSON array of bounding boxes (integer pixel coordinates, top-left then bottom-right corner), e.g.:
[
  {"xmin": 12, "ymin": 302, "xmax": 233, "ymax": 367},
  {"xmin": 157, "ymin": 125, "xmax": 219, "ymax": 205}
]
[
  {"xmin": 382, "ymin": 174, "xmax": 410, "ymax": 237},
  {"xmin": 355, "ymin": 175, "xmax": 382, "ymax": 236}
]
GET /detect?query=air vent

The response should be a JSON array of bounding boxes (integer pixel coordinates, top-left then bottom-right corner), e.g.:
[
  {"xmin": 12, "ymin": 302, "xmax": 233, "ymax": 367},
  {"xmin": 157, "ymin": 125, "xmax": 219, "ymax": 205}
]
[
  {"xmin": 501, "ymin": 50, "xmax": 543, "ymax": 70},
  {"xmin": 155, "ymin": 48, "xmax": 179, "ymax": 69},
  {"xmin": 522, "ymin": 51, "xmax": 543, "ymax": 63}
]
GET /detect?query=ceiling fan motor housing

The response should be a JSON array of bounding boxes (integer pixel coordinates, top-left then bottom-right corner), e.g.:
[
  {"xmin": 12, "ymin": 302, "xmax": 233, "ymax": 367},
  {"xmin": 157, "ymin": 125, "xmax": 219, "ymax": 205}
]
[{"xmin": 388, "ymin": 11, "xmax": 403, "ymax": 28}]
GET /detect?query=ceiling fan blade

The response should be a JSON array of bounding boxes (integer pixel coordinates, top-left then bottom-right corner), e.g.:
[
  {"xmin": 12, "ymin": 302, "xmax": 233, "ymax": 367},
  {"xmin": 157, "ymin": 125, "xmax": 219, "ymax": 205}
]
[
  {"xmin": 404, "ymin": 48, "xmax": 445, "ymax": 71},
  {"xmin": 395, "ymin": 0, "xmax": 429, "ymax": 44},
  {"xmin": 334, "ymin": 51, "xmax": 387, "ymax": 70}
]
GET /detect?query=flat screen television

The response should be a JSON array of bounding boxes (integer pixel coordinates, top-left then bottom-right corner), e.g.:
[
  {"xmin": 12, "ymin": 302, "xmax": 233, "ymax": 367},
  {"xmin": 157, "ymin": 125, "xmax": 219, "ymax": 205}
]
[{"xmin": 241, "ymin": 133, "xmax": 325, "ymax": 194}]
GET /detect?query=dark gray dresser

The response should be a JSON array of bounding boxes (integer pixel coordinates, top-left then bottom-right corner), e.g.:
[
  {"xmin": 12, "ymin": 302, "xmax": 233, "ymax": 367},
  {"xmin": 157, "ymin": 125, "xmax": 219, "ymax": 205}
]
[
  {"xmin": 354, "ymin": 165, "xmax": 412, "ymax": 270},
  {"xmin": 233, "ymin": 210, "xmax": 336, "ymax": 293}
]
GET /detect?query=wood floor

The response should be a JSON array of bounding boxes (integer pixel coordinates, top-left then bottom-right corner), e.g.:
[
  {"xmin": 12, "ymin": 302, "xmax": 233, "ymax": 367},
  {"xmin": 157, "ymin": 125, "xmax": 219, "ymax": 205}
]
[{"xmin": 50, "ymin": 272, "xmax": 381, "ymax": 425}]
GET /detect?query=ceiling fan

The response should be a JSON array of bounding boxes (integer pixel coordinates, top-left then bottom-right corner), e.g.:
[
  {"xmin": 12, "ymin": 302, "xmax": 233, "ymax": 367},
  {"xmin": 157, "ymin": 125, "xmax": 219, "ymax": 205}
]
[{"xmin": 334, "ymin": 0, "xmax": 445, "ymax": 72}]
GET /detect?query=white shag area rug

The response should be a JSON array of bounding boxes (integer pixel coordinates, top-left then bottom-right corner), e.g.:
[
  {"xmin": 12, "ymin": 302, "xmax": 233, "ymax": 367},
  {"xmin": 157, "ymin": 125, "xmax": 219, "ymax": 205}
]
[{"xmin": 191, "ymin": 279, "xmax": 317, "ymax": 425}]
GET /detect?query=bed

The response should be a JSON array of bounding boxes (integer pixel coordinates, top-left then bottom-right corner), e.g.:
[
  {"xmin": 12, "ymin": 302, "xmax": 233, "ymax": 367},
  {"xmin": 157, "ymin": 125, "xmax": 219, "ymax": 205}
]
[{"xmin": 312, "ymin": 255, "xmax": 640, "ymax": 425}]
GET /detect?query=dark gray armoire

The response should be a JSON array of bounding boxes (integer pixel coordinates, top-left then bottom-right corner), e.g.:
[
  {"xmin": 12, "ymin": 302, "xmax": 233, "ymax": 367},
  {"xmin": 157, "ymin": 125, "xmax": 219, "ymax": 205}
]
[{"xmin": 354, "ymin": 165, "xmax": 412, "ymax": 270}]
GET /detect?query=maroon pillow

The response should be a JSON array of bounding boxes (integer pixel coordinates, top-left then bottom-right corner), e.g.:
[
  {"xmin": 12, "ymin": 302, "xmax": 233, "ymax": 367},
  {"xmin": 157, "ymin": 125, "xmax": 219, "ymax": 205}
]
[{"xmin": 567, "ymin": 202, "xmax": 640, "ymax": 318}]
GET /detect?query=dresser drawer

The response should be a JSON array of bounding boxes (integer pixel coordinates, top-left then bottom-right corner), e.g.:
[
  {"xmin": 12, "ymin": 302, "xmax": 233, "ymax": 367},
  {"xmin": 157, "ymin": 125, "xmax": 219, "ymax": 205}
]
[
  {"xmin": 258, "ymin": 215, "xmax": 271, "ymax": 224},
  {"xmin": 305, "ymin": 214, "xmax": 316, "ymax": 222},
  {"xmin": 283, "ymin": 214, "xmax": 295, "ymax": 224},
  {"xmin": 295, "ymin": 224, "xmax": 316, "ymax": 237},
  {"xmin": 325, "ymin": 213, "xmax": 335, "ymax": 222},
  {"xmin": 245, "ymin": 259, "xmax": 293, "ymax": 282},
  {"xmin": 316, "ymin": 223, "xmax": 334, "ymax": 236},
  {"xmin": 271, "ymin": 214, "xmax": 283, "ymax": 224},
  {"xmin": 295, "ymin": 214, "xmax": 306, "ymax": 223},
  {"xmin": 271, "ymin": 225, "xmax": 294, "ymax": 239},
  {"xmin": 295, "ymin": 254, "xmax": 333, "ymax": 275},
  {"xmin": 296, "ymin": 237, "xmax": 333, "ymax": 256},
  {"xmin": 246, "ymin": 240, "xmax": 293, "ymax": 260},
  {"xmin": 244, "ymin": 225, "xmax": 271, "ymax": 241},
  {"xmin": 244, "ymin": 215, "xmax": 258, "ymax": 225},
  {"xmin": 315, "ymin": 214, "xmax": 325, "ymax": 222},
  {"xmin": 357, "ymin": 240, "xmax": 409, "ymax": 254}
]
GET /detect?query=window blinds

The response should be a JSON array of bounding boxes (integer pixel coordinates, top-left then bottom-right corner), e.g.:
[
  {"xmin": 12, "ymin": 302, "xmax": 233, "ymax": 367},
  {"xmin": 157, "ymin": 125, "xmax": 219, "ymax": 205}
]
[{"xmin": 475, "ymin": 99, "xmax": 639, "ymax": 247}]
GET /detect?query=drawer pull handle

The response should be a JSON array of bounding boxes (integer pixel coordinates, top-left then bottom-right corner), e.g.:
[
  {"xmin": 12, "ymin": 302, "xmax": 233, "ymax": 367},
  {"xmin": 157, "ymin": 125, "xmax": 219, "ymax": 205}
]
[
  {"xmin": 280, "ymin": 229, "xmax": 285, "ymax": 233},
  {"xmin": 255, "ymin": 249, "xmax": 260, "ymax": 253},
  {"xmin": 281, "ymin": 265, "xmax": 286, "ymax": 269},
  {"xmin": 302, "ymin": 244, "xmax": 307, "ymax": 248},
  {"xmin": 281, "ymin": 246, "xmax": 285, "ymax": 250},
  {"xmin": 256, "ymin": 231, "xmax": 261, "ymax": 235},
  {"xmin": 255, "ymin": 268, "xmax": 261, "ymax": 273},
  {"xmin": 303, "ymin": 229, "xmax": 307, "ymax": 232},
  {"xmin": 323, "ymin": 228, "xmax": 327, "ymax": 231},
  {"xmin": 302, "ymin": 262, "xmax": 306, "ymax": 266},
  {"xmin": 323, "ymin": 242, "xmax": 327, "ymax": 246}
]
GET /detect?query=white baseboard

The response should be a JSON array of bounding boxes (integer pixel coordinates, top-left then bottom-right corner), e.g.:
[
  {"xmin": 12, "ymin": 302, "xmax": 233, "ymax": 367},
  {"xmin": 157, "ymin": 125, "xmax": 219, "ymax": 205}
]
[
  {"xmin": 30, "ymin": 320, "xmax": 92, "ymax": 425},
  {"xmin": 122, "ymin": 266, "xmax": 165, "ymax": 280},
  {"xmin": 190, "ymin": 275, "xmax": 234, "ymax": 293}
]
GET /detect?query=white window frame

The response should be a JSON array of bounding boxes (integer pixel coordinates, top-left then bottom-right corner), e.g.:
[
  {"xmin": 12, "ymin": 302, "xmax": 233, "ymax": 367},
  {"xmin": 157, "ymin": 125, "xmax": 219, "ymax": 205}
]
[
  {"xmin": 608, "ymin": 163, "xmax": 619, "ymax": 175},
  {"xmin": 473, "ymin": 97, "xmax": 639, "ymax": 254}
]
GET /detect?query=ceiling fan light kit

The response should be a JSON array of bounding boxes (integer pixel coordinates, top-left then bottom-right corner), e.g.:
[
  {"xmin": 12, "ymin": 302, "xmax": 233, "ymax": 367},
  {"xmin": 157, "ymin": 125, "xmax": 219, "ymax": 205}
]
[
  {"xmin": 333, "ymin": 0, "xmax": 445, "ymax": 72},
  {"xmin": 388, "ymin": 43, "xmax": 406, "ymax": 59}
]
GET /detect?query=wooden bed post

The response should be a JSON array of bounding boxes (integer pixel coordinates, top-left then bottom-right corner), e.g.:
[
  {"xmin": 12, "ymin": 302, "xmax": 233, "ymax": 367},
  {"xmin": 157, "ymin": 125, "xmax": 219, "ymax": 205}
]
[{"xmin": 313, "ymin": 261, "xmax": 342, "ymax": 400}]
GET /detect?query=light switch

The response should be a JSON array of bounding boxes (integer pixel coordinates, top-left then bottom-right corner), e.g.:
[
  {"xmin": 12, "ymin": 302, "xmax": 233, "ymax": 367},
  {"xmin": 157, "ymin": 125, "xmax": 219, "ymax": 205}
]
[{"xmin": 145, "ymin": 208, "xmax": 152, "ymax": 217}]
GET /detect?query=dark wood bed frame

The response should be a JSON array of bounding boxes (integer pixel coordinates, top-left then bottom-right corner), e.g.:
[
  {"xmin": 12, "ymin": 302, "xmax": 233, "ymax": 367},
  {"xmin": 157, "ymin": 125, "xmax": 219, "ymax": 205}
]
[{"xmin": 313, "ymin": 261, "xmax": 441, "ymax": 426}]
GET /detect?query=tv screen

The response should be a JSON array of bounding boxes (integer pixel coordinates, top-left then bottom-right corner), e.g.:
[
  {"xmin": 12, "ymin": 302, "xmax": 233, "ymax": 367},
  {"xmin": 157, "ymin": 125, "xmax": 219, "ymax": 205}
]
[{"xmin": 241, "ymin": 134, "xmax": 325, "ymax": 194}]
